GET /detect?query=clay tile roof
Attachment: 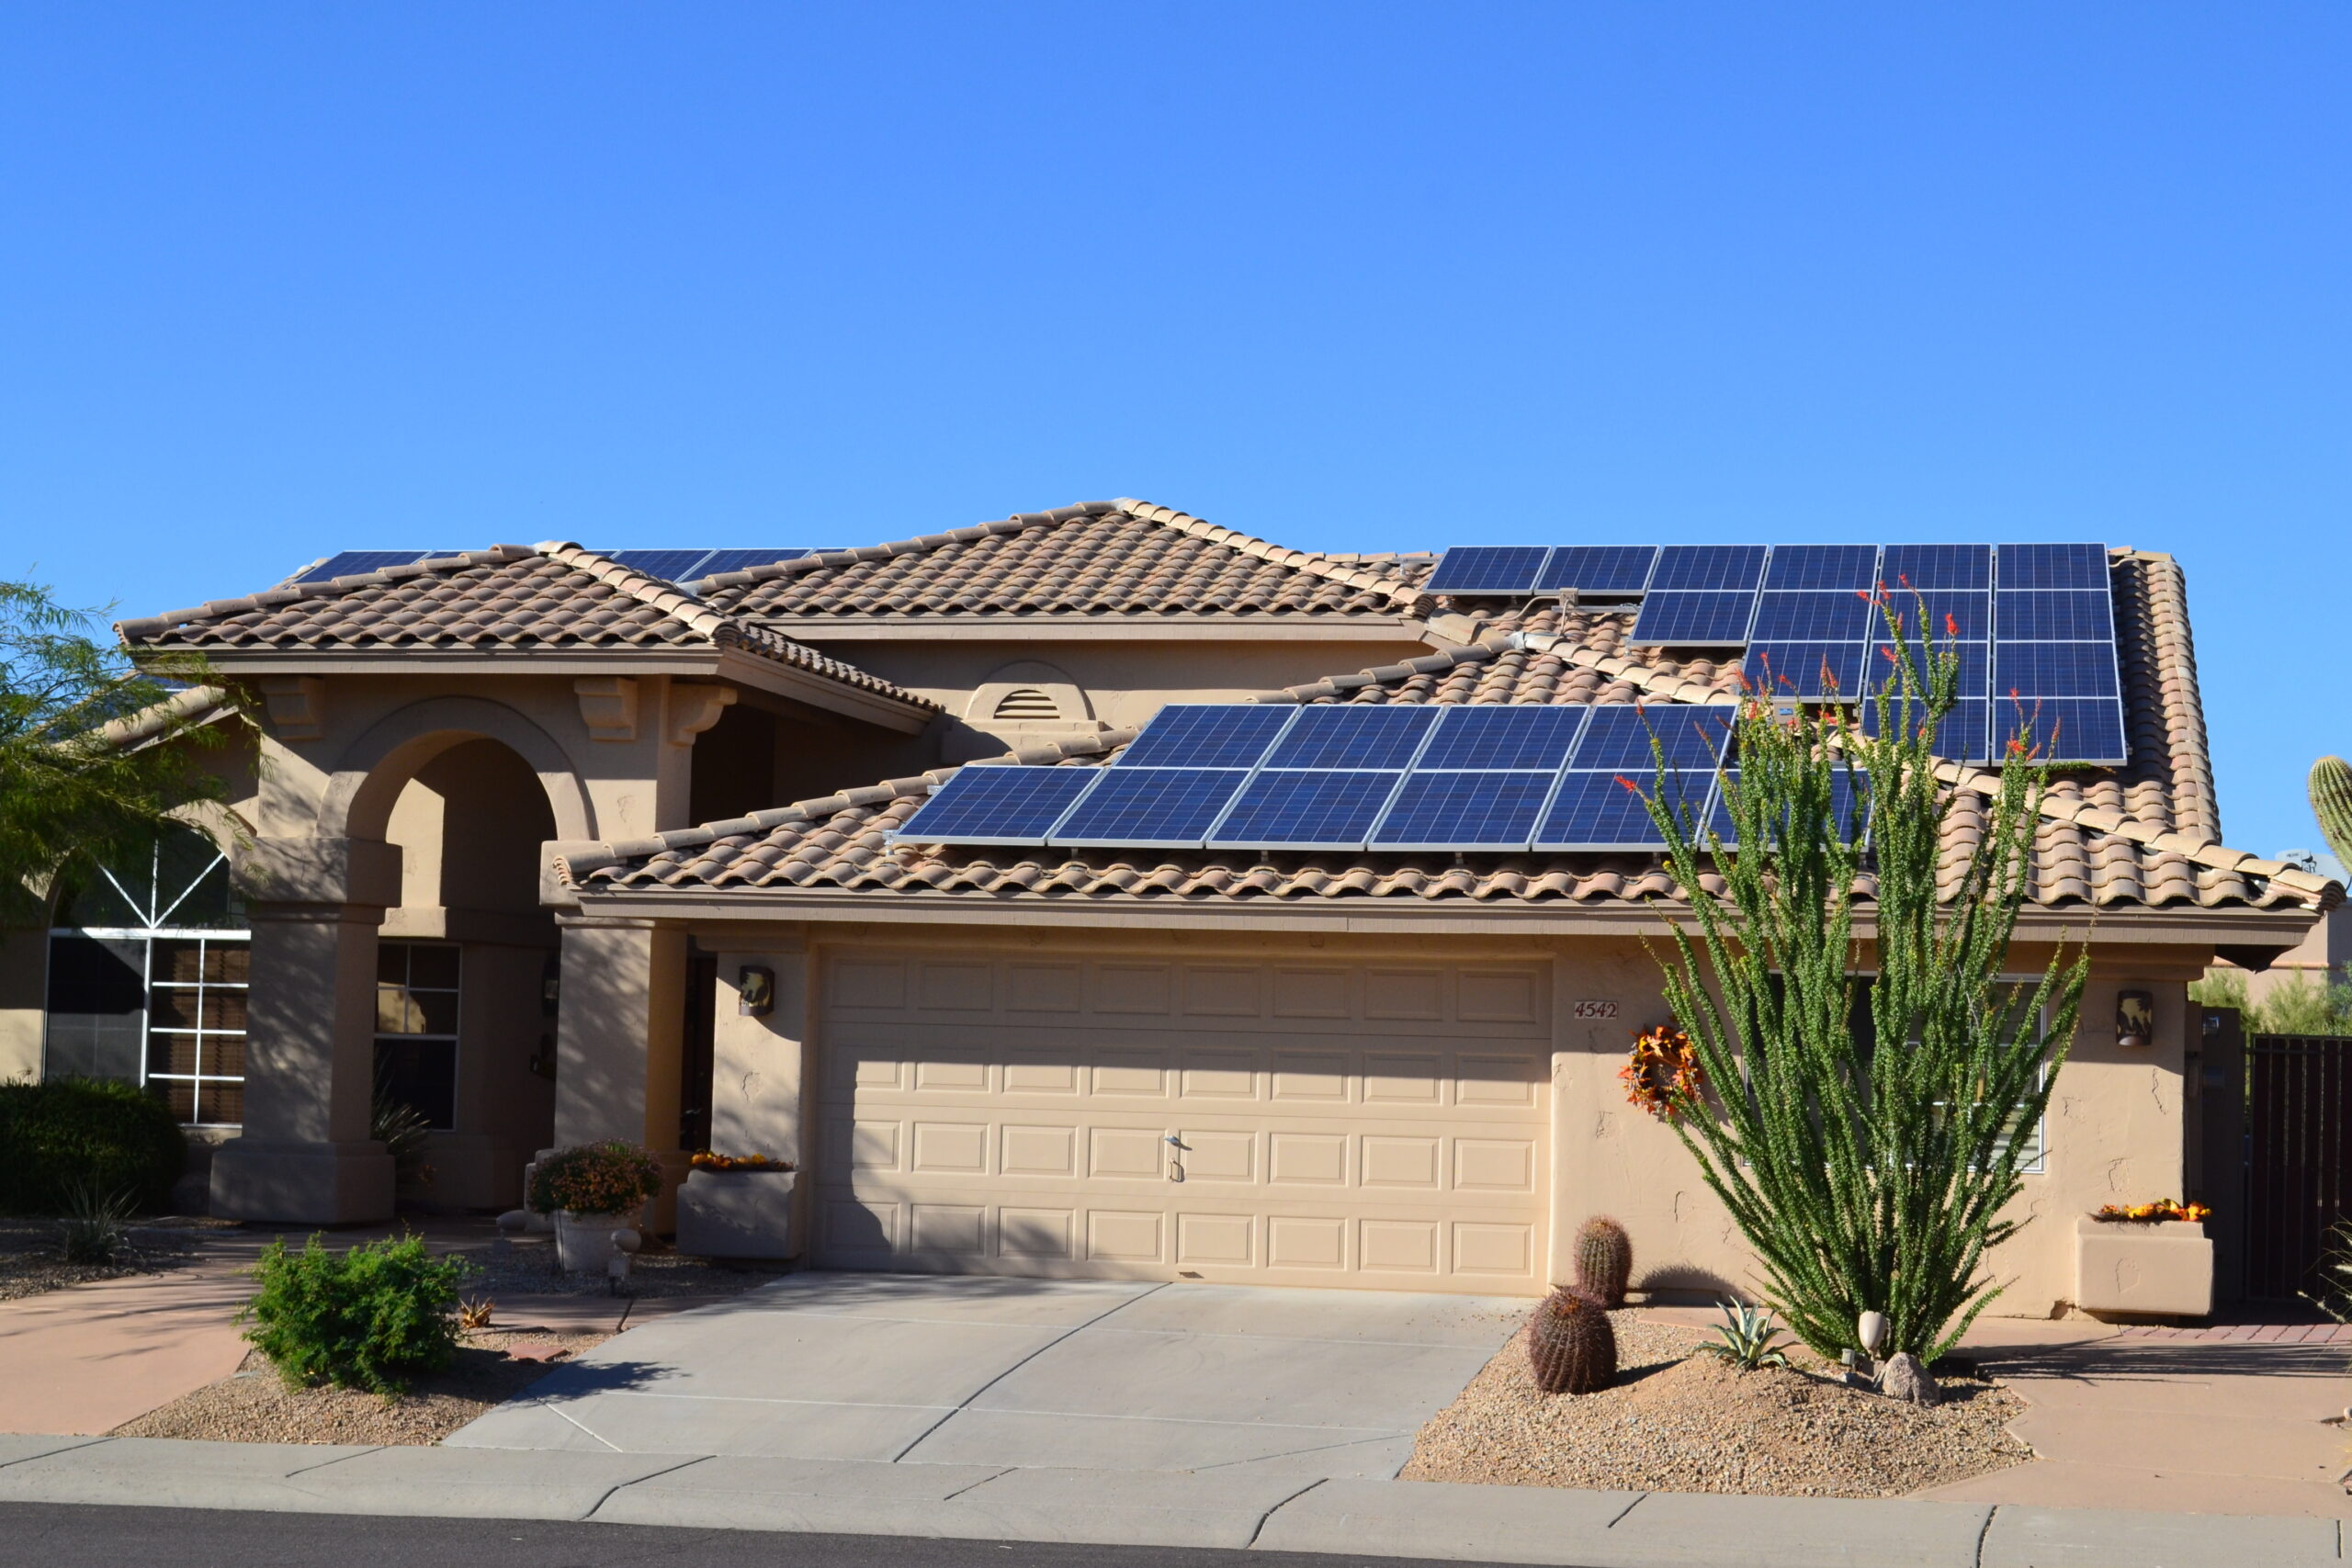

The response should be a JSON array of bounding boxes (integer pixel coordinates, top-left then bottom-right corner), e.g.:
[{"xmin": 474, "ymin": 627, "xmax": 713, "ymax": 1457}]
[
  {"xmin": 694, "ymin": 500, "xmax": 1426, "ymax": 622},
  {"xmin": 570, "ymin": 549, "xmax": 2339, "ymax": 919},
  {"xmin": 114, "ymin": 544, "xmax": 935, "ymax": 712}
]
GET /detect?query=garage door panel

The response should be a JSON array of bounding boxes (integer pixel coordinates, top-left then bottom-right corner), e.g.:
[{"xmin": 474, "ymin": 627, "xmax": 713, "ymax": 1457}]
[
  {"xmin": 818, "ymin": 954, "xmax": 1547, "ymax": 1293},
  {"xmin": 1087, "ymin": 1209, "xmax": 1166, "ymax": 1262},
  {"xmin": 910, "ymin": 1121, "xmax": 989, "ymax": 1174}
]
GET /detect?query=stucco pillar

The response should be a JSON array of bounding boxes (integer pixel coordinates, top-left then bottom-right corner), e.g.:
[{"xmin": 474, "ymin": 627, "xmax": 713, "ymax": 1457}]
[
  {"xmin": 708, "ymin": 948, "xmax": 809, "ymax": 1165},
  {"xmin": 210, "ymin": 838, "xmax": 401, "ymax": 1223},
  {"xmin": 550, "ymin": 919, "xmax": 688, "ymax": 1227}
]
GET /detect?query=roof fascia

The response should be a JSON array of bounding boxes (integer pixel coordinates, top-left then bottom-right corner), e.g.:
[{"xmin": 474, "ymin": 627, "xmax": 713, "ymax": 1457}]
[
  {"xmin": 566, "ymin": 885, "xmax": 2320, "ymax": 945},
  {"xmin": 710, "ymin": 648, "xmax": 931, "ymax": 733}
]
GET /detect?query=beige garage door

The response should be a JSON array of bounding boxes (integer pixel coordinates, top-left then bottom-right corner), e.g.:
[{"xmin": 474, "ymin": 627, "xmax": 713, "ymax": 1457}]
[{"xmin": 814, "ymin": 953, "xmax": 1551, "ymax": 1294}]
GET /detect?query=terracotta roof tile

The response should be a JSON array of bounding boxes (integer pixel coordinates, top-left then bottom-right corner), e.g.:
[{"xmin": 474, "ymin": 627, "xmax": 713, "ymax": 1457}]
[
  {"xmin": 696, "ymin": 501, "xmax": 1424, "ymax": 622},
  {"xmin": 115, "ymin": 544, "xmax": 934, "ymax": 712}
]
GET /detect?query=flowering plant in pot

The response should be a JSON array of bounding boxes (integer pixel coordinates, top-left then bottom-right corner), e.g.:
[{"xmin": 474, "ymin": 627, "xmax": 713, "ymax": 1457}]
[{"xmin": 528, "ymin": 1141, "xmax": 663, "ymax": 1272}]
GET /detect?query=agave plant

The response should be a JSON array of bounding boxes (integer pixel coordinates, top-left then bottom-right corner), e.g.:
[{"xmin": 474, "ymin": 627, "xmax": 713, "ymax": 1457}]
[
  {"xmin": 1701, "ymin": 1300, "xmax": 1792, "ymax": 1371},
  {"xmin": 57, "ymin": 1179, "xmax": 137, "ymax": 1266}
]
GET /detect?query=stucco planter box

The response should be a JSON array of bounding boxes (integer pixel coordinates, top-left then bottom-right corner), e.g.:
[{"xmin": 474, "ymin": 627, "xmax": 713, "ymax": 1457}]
[
  {"xmin": 2074, "ymin": 1215, "xmax": 2212, "ymax": 1318},
  {"xmin": 676, "ymin": 1168, "xmax": 797, "ymax": 1260}
]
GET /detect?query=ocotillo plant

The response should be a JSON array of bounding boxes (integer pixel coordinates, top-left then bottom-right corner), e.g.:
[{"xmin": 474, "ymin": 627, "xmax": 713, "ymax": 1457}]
[
  {"xmin": 2312, "ymin": 757, "xmax": 2352, "ymax": 874},
  {"xmin": 1626, "ymin": 594, "xmax": 2086, "ymax": 1362}
]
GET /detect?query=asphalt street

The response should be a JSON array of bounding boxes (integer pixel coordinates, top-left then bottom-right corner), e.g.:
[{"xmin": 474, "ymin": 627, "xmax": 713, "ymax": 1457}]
[{"xmin": 0, "ymin": 1504, "xmax": 1533, "ymax": 1568}]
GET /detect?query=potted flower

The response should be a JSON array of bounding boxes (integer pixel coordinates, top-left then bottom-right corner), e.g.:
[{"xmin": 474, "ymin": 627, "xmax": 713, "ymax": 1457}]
[
  {"xmin": 2075, "ymin": 1199, "xmax": 2213, "ymax": 1318},
  {"xmin": 528, "ymin": 1141, "xmax": 663, "ymax": 1273}
]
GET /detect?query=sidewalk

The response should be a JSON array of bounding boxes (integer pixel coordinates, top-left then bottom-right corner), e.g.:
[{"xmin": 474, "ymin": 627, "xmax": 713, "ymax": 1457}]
[{"xmin": 0, "ymin": 1432, "xmax": 2338, "ymax": 1567}]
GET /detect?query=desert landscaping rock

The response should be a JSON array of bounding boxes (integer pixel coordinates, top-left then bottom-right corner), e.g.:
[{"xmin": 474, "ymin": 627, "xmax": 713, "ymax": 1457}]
[
  {"xmin": 111, "ymin": 1326, "xmax": 612, "ymax": 1447},
  {"xmin": 1882, "ymin": 1350, "xmax": 1941, "ymax": 1406},
  {"xmin": 1403, "ymin": 1311, "xmax": 2030, "ymax": 1498}
]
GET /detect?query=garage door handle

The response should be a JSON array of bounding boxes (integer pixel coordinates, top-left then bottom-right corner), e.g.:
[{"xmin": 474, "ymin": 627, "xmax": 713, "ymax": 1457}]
[{"xmin": 1165, "ymin": 1132, "xmax": 1187, "ymax": 1181}]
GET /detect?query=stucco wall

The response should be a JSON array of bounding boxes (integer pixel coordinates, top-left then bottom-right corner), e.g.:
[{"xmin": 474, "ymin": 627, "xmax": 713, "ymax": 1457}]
[{"xmin": 686, "ymin": 919, "xmax": 2203, "ymax": 1317}]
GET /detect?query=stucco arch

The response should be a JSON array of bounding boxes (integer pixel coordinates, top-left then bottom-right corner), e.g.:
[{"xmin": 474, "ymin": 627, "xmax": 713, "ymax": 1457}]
[{"xmin": 317, "ymin": 696, "xmax": 595, "ymax": 843}]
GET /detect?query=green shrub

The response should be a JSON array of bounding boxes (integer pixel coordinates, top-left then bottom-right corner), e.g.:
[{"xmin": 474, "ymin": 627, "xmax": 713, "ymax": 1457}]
[
  {"xmin": 527, "ymin": 1140, "xmax": 662, "ymax": 1215},
  {"xmin": 240, "ymin": 1234, "xmax": 468, "ymax": 1395},
  {"xmin": 2190, "ymin": 965, "xmax": 2352, "ymax": 1037},
  {"xmin": 0, "ymin": 1077, "xmax": 186, "ymax": 1214}
]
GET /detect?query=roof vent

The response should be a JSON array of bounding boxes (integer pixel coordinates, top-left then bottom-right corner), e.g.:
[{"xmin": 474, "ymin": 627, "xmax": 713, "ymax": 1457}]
[{"xmin": 993, "ymin": 688, "xmax": 1061, "ymax": 720}]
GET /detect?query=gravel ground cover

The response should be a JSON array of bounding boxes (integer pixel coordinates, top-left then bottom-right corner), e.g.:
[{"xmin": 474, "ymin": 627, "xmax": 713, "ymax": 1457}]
[
  {"xmin": 0, "ymin": 1217, "xmax": 207, "ymax": 1303},
  {"xmin": 1403, "ymin": 1310, "xmax": 2032, "ymax": 1498},
  {"xmin": 112, "ymin": 1325, "xmax": 614, "ymax": 1446},
  {"xmin": 449, "ymin": 1235, "xmax": 792, "ymax": 1299}
]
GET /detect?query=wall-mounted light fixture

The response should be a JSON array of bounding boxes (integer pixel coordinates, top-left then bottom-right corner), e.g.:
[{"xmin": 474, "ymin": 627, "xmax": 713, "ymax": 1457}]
[
  {"xmin": 2116, "ymin": 989, "xmax": 2154, "ymax": 1049},
  {"xmin": 739, "ymin": 965, "xmax": 775, "ymax": 1018}
]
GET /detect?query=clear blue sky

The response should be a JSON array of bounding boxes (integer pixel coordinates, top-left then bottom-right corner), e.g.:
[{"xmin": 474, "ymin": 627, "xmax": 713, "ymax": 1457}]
[{"xmin": 2, "ymin": 5, "xmax": 2345, "ymax": 857}]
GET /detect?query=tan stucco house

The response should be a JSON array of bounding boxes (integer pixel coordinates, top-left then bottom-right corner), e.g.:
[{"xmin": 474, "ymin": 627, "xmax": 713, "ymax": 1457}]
[{"xmin": 2, "ymin": 499, "xmax": 2335, "ymax": 1315}]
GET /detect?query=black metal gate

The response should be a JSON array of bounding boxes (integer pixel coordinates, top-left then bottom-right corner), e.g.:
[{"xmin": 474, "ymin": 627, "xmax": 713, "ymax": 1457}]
[{"xmin": 2244, "ymin": 1032, "xmax": 2352, "ymax": 1301}]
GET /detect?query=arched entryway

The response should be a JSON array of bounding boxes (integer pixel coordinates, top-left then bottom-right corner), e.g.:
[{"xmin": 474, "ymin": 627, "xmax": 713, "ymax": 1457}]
[{"xmin": 212, "ymin": 697, "xmax": 590, "ymax": 1222}]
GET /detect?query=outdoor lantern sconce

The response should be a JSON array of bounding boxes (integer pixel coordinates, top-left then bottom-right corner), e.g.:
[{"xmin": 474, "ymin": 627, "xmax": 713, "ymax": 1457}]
[
  {"xmin": 739, "ymin": 965, "xmax": 775, "ymax": 1018},
  {"xmin": 2116, "ymin": 989, "xmax": 2154, "ymax": 1049}
]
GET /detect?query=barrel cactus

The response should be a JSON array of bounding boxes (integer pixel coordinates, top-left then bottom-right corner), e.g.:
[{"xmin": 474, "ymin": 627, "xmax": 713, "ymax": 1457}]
[
  {"xmin": 1527, "ymin": 1287, "xmax": 1618, "ymax": 1394},
  {"xmin": 1571, "ymin": 1214, "xmax": 1633, "ymax": 1309},
  {"xmin": 2312, "ymin": 757, "xmax": 2352, "ymax": 874}
]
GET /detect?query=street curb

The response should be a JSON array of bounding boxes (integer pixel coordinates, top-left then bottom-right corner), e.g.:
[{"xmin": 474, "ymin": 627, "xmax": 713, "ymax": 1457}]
[{"xmin": 0, "ymin": 1436, "xmax": 2339, "ymax": 1566}]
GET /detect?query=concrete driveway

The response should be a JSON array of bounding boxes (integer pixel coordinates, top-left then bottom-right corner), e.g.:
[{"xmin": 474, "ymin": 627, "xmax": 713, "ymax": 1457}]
[{"xmin": 448, "ymin": 1272, "xmax": 1525, "ymax": 1479}]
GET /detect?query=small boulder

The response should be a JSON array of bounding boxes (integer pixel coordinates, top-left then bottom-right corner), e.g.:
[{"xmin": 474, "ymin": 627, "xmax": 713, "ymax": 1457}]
[{"xmin": 1881, "ymin": 1351, "xmax": 1941, "ymax": 1406}]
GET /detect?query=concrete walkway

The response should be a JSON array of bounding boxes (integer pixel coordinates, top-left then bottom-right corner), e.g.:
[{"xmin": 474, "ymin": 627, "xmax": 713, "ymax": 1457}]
[
  {"xmin": 449, "ymin": 1273, "xmax": 1527, "ymax": 1479},
  {"xmin": 0, "ymin": 1222, "xmax": 729, "ymax": 1437},
  {"xmin": 0, "ymin": 1431, "xmax": 2339, "ymax": 1566},
  {"xmin": 1917, "ymin": 1316, "xmax": 2352, "ymax": 1518}
]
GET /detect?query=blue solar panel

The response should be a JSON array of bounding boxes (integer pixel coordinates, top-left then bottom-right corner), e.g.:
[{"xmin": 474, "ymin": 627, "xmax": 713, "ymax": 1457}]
[
  {"xmin": 1567, "ymin": 704, "xmax": 1734, "ymax": 771},
  {"xmin": 608, "ymin": 549, "xmax": 718, "ymax": 581},
  {"xmin": 1114, "ymin": 705, "xmax": 1297, "ymax": 769},
  {"xmin": 1649, "ymin": 545, "xmax": 1768, "ymax": 591},
  {"xmin": 1747, "ymin": 641, "xmax": 1869, "ymax": 700},
  {"xmin": 1710, "ymin": 768, "xmax": 1871, "ymax": 848},
  {"xmin": 1870, "ymin": 638, "xmax": 1990, "ymax": 697},
  {"xmin": 2002, "ymin": 697, "xmax": 2128, "ymax": 765},
  {"xmin": 896, "ymin": 765, "xmax": 1100, "ymax": 845},
  {"xmin": 1532, "ymin": 770, "xmax": 1709, "ymax": 851},
  {"xmin": 1995, "ymin": 642, "xmax": 2120, "ymax": 698},
  {"xmin": 1416, "ymin": 705, "xmax": 1589, "ymax": 770},
  {"xmin": 293, "ymin": 550, "xmax": 439, "ymax": 583},
  {"xmin": 1424, "ymin": 547, "xmax": 1550, "ymax": 596},
  {"xmin": 1261, "ymin": 705, "xmax": 1441, "ymax": 770},
  {"xmin": 1370, "ymin": 772, "xmax": 1557, "ymax": 849},
  {"xmin": 1051, "ymin": 768, "xmax": 1249, "ymax": 847},
  {"xmin": 1763, "ymin": 545, "xmax": 1879, "ymax": 592},
  {"xmin": 1996, "ymin": 543, "xmax": 2109, "ymax": 590},
  {"xmin": 1535, "ymin": 546, "xmax": 1658, "ymax": 595},
  {"xmin": 1875, "ymin": 588, "xmax": 1992, "ymax": 641},
  {"xmin": 1996, "ymin": 590, "xmax": 2115, "ymax": 641},
  {"xmin": 1880, "ymin": 545, "xmax": 1992, "ymax": 591},
  {"xmin": 1208, "ymin": 770, "xmax": 1405, "ymax": 848},
  {"xmin": 1862, "ymin": 695, "xmax": 1994, "ymax": 762},
  {"xmin": 1748, "ymin": 592, "xmax": 1875, "ymax": 641},
  {"xmin": 1629, "ymin": 590, "xmax": 1758, "ymax": 644}
]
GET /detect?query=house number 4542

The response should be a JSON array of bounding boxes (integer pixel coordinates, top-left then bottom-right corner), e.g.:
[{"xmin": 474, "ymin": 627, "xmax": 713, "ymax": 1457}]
[{"xmin": 1574, "ymin": 1000, "xmax": 1620, "ymax": 1020}]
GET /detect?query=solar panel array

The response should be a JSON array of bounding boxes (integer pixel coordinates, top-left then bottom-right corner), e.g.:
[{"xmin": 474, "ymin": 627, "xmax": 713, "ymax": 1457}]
[
  {"xmin": 1420, "ymin": 540, "xmax": 2124, "ymax": 763},
  {"xmin": 896, "ymin": 702, "xmax": 1788, "ymax": 853},
  {"xmin": 290, "ymin": 547, "xmax": 821, "ymax": 587}
]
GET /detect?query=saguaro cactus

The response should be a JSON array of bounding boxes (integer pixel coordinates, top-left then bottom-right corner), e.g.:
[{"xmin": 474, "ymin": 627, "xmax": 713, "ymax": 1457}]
[
  {"xmin": 2312, "ymin": 757, "xmax": 2352, "ymax": 873},
  {"xmin": 1527, "ymin": 1287, "xmax": 1618, "ymax": 1394},
  {"xmin": 1571, "ymin": 1215, "xmax": 1634, "ymax": 1308}
]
